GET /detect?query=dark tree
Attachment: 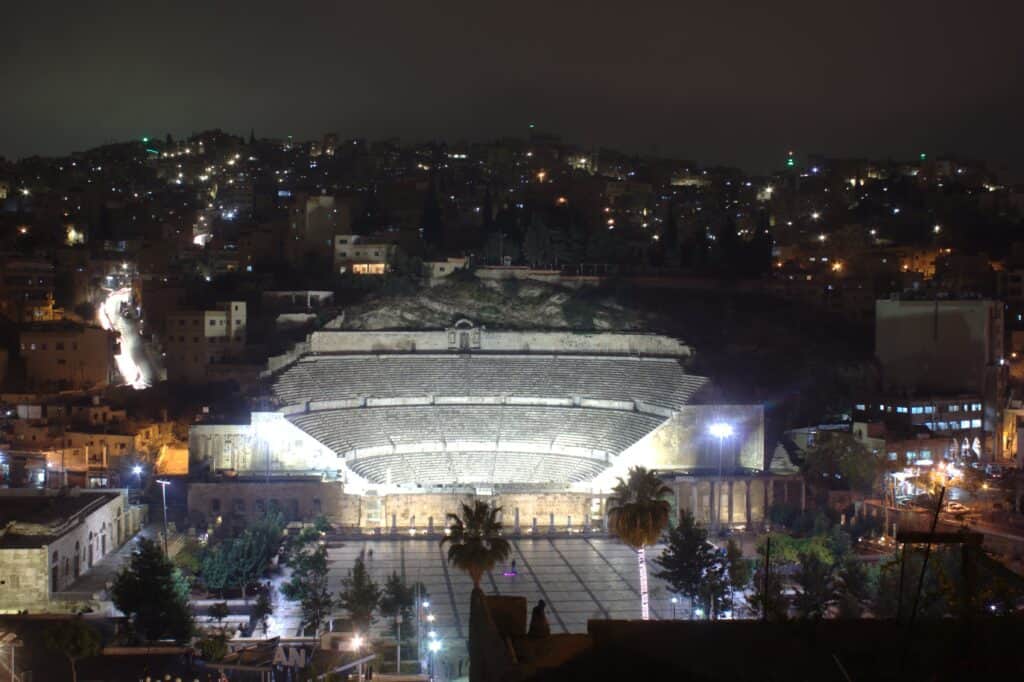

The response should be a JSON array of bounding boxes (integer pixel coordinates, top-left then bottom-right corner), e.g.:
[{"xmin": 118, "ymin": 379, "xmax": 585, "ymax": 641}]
[
  {"xmin": 111, "ymin": 538, "xmax": 193, "ymax": 642},
  {"xmin": 655, "ymin": 510, "xmax": 718, "ymax": 618},
  {"xmin": 792, "ymin": 551, "xmax": 836, "ymax": 619},
  {"xmin": 44, "ymin": 616, "xmax": 101, "ymax": 682},
  {"xmin": 281, "ymin": 542, "xmax": 334, "ymax": 636},
  {"xmin": 338, "ymin": 554, "xmax": 382, "ymax": 631}
]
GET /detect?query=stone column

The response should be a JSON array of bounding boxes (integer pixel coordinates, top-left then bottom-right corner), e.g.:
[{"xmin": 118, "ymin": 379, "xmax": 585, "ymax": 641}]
[
  {"xmin": 727, "ymin": 480, "xmax": 734, "ymax": 528},
  {"xmin": 709, "ymin": 481, "xmax": 716, "ymax": 527},
  {"xmin": 745, "ymin": 480, "xmax": 752, "ymax": 528}
]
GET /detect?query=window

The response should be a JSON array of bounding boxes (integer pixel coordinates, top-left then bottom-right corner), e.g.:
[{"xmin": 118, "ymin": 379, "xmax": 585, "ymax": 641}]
[
  {"xmin": 888, "ymin": 452, "xmax": 898, "ymax": 461},
  {"xmin": 896, "ymin": 406, "xmax": 908, "ymax": 414},
  {"xmin": 57, "ymin": 358, "xmax": 66, "ymax": 365},
  {"xmin": 937, "ymin": 421, "xmax": 949, "ymax": 430},
  {"xmin": 211, "ymin": 498, "xmax": 221, "ymax": 512},
  {"xmin": 961, "ymin": 420, "xmax": 971, "ymax": 429},
  {"xmin": 948, "ymin": 404, "xmax": 959, "ymax": 412},
  {"xmin": 971, "ymin": 419, "xmax": 982, "ymax": 428},
  {"xmin": 924, "ymin": 406, "xmax": 934, "ymax": 414},
  {"xmin": 920, "ymin": 450, "xmax": 932, "ymax": 460},
  {"xmin": 209, "ymin": 320, "xmax": 216, "ymax": 326},
  {"xmin": 972, "ymin": 403, "xmax": 982, "ymax": 412},
  {"xmin": 855, "ymin": 403, "xmax": 866, "ymax": 411},
  {"xmin": 906, "ymin": 451, "xmax": 917, "ymax": 461},
  {"xmin": 911, "ymin": 406, "xmax": 924, "ymax": 415},
  {"xmin": 41, "ymin": 343, "xmax": 47, "ymax": 350}
]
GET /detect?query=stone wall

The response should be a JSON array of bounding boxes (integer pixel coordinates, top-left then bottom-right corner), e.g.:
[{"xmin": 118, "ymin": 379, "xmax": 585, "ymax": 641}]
[
  {"xmin": 309, "ymin": 329, "xmax": 690, "ymax": 358},
  {"xmin": 365, "ymin": 491, "xmax": 593, "ymax": 532},
  {"xmin": 186, "ymin": 480, "xmax": 354, "ymax": 531}
]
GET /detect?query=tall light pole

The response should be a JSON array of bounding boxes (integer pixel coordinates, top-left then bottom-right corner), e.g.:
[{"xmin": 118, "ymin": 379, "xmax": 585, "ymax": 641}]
[
  {"xmin": 708, "ymin": 422, "xmax": 734, "ymax": 532},
  {"xmin": 156, "ymin": 479, "xmax": 170, "ymax": 555},
  {"xmin": 671, "ymin": 595, "xmax": 678, "ymax": 620}
]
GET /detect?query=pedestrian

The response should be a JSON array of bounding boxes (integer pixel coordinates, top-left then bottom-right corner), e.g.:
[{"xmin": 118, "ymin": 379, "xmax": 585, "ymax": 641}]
[{"xmin": 528, "ymin": 599, "xmax": 550, "ymax": 637}]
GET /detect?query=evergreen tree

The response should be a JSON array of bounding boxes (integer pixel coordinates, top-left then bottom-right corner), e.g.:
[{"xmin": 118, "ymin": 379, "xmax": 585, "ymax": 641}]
[
  {"xmin": 111, "ymin": 538, "xmax": 194, "ymax": 642},
  {"xmin": 252, "ymin": 584, "xmax": 274, "ymax": 636},
  {"xmin": 200, "ymin": 539, "xmax": 233, "ymax": 596},
  {"xmin": 725, "ymin": 539, "xmax": 751, "ymax": 614},
  {"xmin": 281, "ymin": 542, "xmax": 334, "ymax": 636},
  {"xmin": 338, "ymin": 555, "xmax": 382, "ymax": 631},
  {"xmin": 655, "ymin": 510, "xmax": 716, "ymax": 616}
]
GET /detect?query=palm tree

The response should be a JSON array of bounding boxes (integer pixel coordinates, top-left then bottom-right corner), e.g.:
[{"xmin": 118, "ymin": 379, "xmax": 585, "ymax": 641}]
[
  {"xmin": 607, "ymin": 466, "xmax": 672, "ymax": 620},
  {"xmin": 440, "ymin": 500, "xmax": 511, "ymax": 588}
]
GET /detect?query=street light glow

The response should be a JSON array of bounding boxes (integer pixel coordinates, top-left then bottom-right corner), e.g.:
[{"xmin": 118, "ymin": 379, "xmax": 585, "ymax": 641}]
[
  {"xmin": 428, "ymin": 640, "xmax": 442, "ymax": 653},
  {"xmin": 708, "ymin": 422, "xmax": 733, "ymax": 439},
  {"xmin": 352, "ymin": 634, "xmax": 363, "ymax": 649},
  {"xmin": 132, "ymin": 465, "xmax": 142, "ymax": 475}
]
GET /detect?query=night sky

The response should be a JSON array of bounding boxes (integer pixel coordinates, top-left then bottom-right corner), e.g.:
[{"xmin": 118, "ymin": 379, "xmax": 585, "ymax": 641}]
[{"xmin": 3, "ymin": 0, "xmax": 1023, "ymax": 174}]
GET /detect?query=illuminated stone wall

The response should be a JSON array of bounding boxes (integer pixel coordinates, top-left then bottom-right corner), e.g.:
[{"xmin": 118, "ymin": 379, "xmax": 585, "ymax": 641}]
[{"xmin": 309, "ymin": 328, "xmax": 691, "ymax": 357}]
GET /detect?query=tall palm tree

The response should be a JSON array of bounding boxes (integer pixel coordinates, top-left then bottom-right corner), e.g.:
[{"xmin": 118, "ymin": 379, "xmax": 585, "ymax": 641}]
[
  {"xmin": 440, "ymin": 500, "xmax": 511, "ymax": 589},
  {"xmin": 607, "ymin": 466, "xmax": 672, "ymax": 620}
]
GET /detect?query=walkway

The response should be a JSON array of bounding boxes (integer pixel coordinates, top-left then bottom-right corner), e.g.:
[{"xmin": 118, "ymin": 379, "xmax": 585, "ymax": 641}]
[{"xmin": 59, "ymin": 524, "xmax": 184, "ymax": 599}]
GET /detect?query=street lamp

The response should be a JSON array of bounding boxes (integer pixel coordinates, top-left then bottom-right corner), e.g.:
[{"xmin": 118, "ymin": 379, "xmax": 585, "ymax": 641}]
[
  {"xmin": 671, "ymin": 596, "xmax": 679, "ymax": 620},
  {"xmin": 156, "ymin": 479, "xmax": 170, "ymax": 555},
  {"xmin": 708, "ymin": 423, "xmax": 734, "ymax": 531}
]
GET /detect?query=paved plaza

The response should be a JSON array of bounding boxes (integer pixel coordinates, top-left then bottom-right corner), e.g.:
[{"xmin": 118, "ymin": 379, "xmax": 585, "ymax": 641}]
[{"xmin": 324, "ymin": 537, "xmax": 682, "ymax": 641}]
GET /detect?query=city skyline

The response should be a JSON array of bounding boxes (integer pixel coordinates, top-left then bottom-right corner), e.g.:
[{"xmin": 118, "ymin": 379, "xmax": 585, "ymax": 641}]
[{"xmin": 3, "ymin": 0, "xmax": 1024, "ymax": 176}]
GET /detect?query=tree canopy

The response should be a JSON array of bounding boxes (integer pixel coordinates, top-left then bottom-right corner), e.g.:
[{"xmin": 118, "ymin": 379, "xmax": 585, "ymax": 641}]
[
  {"xmin": 111, "ymin": 538, "xmax": 193, "ymax": 643},
  {"xmin": 440, "ymin": 500, "xmax": 511, "ymax": 588}
]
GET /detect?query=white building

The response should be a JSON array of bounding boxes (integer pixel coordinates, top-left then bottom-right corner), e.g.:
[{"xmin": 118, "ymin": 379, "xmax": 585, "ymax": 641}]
[{"xmin": 333, "ymin": 235, "xmax": 396, "ymax": 275}]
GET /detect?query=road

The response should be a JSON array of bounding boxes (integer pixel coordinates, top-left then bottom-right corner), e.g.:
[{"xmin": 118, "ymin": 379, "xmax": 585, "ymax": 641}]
[{"xmin": 98, "ymin": 286, "xmax": 156, "ymax": 389}]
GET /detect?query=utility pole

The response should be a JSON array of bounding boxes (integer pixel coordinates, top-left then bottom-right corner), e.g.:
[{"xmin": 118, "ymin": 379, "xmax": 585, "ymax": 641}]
[{"xmin": 156, "ymin": 479, "xmax": 170, "ymax": 555}]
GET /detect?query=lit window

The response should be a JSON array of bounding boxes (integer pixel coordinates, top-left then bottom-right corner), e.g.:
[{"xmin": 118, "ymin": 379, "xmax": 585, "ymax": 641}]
[
  {"xmin": 906, "ymin": 451, "xmax": 917, "ymax": 460},
  {"xmin": 911, "ymin": 406, "xmax": 924, "ymax": 415},
  {"xmin": 896, "ymin": 406, "xmax": 908, "ymax": 414},
  {"xmin": 924, "ymin": 406, "xmax": 934, "ymax": 414},
  {"xmin": 961, "ymin": 420, "xmax": 971, "ymax": 429},
  {"xmin": 855, "ymin": 403, "xmax": 866, "ymax": 411},
  {"xmin": 971, "ymin": 419, "xmax": 981, "ymax": 428},
  {"xmin": 972, "ymin": 403, "xmax": 982, "ymax": 412},
  {"xmin": 888, "ymin": 452, "xmax": 898, "ymax": 461},
  {"xmin": 920, "ymin": 450, "xmax": 931, "ymax": 460},
  {"xmin": 948, "ymin": 404, "xmax": 959, "ymax": 412}
]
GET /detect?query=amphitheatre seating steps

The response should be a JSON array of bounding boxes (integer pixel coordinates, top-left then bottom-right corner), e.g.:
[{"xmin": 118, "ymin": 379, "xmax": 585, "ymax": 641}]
[{"xmin": 273, "ymin": 355, "xmax": 707, "ymax": 413}]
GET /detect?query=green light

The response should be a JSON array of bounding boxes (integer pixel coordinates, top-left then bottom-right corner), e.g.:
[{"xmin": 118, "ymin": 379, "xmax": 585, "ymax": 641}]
[
  {"xmin": 786, "ymin": 158, "xmax": 795, "ymax": 168},
  {"xmin": 142, "ymin": 136, "xmax": 149, "ymax": 144},
  {"xmin": 919, "ymin": 152, "xmax": 927, "ymax": 161}
]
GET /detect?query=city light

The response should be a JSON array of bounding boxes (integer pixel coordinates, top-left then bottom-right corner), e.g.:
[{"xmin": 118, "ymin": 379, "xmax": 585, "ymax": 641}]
[
  {"xmin": 352, "ymin": 634, "xmax": 363, "ymax": 650},
  {"xmin": 708, "ymin": 422, "xmax": 733, "ymax": 439},
  {"xmin": 132, "ymin": 465, "xmax": 142, "ymax": 475},
  {"xmin": 428, "ymin": 640, "xmax": 442, "ymax": 653}
]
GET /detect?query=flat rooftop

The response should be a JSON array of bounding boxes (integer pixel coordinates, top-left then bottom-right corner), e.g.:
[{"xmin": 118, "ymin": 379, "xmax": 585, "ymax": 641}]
[{"xmin": 0, "ymin": 490, "xmax": 120, "ymax": 549}]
